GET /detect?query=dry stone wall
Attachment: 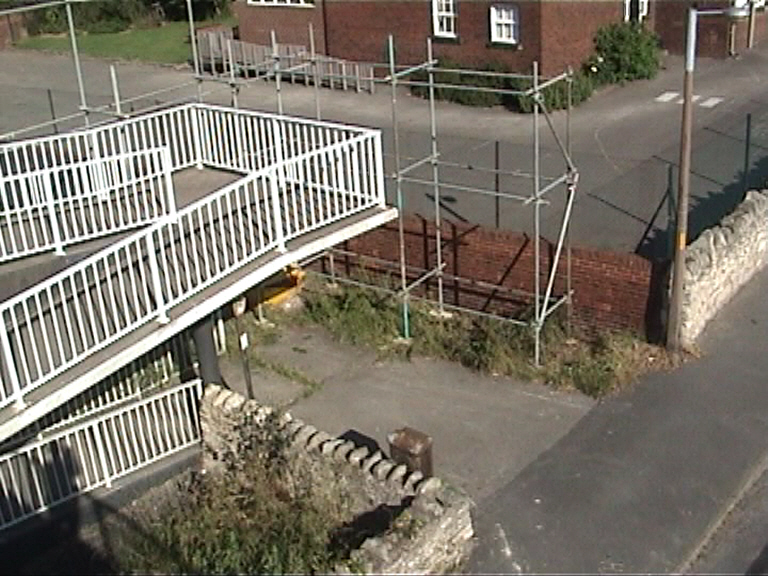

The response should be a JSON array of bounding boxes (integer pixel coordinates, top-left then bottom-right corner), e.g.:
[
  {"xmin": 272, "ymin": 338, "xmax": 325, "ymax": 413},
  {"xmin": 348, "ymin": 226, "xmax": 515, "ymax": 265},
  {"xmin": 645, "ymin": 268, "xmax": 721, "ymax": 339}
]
[
  {"xmin": 681, "ymin": 189, "xmax": 768, "ymax": 346},
  {"xmin": 200, "ymin": 384, "xmax": 475, "ymax": 574}
]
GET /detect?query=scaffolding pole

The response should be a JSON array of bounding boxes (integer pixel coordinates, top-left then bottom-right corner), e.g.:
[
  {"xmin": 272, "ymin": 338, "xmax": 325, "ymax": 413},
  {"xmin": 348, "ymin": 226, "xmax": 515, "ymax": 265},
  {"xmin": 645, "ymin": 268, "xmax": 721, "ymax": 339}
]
[
  {"xmin": 14, "ymin": 21, "xmax": 580, "ymax": 368},
  {"xmin": 388, "ymin": 35, "xmax": 410, "ymax": 341},
  {"xmin": 309, "ymin": 23, "xmax": 321, "ymax": 120},
  {"xmin": 65, "ymin": 1, "xmax": 88, "ymax": 127},
  {"xmin": 533, "ymin": 61, "xmax": 542, "ymax": 366},
  {"xmin": 566, "ymin": 67, "xmax": 574, "ymax": 335},
  {"xmin": 427, "ymin": 38, "xmax": 446, "ymax": 316},
  {"xmin": 271, "ymin": 30, "xmax": 284, "ymax": 115}
]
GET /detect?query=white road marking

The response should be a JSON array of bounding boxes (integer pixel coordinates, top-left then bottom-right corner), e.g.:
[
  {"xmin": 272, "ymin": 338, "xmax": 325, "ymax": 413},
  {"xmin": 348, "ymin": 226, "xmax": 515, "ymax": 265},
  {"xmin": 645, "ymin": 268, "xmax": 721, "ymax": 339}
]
[
  {"xmin": 655, "ymin": 91, "xmax": 679, "ymax": 102},
  {"xmin": 700, "ymin": 96, "xmax": 724, "ymax": 108},
  {"xmin": 655, "ymin": 92, "xmax": 723, "ymax": 108}
]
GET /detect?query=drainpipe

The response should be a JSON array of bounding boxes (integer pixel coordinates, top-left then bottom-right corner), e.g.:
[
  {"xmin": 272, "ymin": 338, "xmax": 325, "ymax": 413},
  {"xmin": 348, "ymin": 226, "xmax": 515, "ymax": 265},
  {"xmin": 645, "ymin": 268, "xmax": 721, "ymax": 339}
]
[{"xmin": 320, "ymin": 0, "xmax": 330, "ymax": 56}]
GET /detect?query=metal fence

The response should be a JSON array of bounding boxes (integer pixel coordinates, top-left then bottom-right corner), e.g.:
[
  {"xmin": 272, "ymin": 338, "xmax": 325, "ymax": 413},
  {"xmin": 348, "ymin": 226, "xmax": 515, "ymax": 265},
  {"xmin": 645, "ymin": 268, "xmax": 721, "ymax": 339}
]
[
  {"xmin": 0, "ymin": 103, "xmax": 385, "ymax": 413},
  {"xmin": 196, "ymin": 31, "xmax": 376, "ymax": 94},
  {"xmin": 0, "ymin": 380, "xmax": 202, "ymax": 532}
]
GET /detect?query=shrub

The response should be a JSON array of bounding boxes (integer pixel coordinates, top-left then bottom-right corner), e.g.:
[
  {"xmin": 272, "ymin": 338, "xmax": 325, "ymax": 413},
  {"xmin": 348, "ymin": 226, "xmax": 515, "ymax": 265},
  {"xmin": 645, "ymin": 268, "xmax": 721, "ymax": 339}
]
[
  {"xmin": 584, "ymin": 22, "xmax": 661, "ymax": 85},
  {"xmin": 410, "ymin": 59, "xmax": 509, "ymax": 108},
  {"xmin": 27, "ymin": 0, "xmax": 148, "ymax": 35},
  {"xmin": 296, "ymin": 281, "xmax": 671, "ymax": 398},
  {"xmin": 158, "ymin": 0, "xmax": 232, "ymax": 21}
]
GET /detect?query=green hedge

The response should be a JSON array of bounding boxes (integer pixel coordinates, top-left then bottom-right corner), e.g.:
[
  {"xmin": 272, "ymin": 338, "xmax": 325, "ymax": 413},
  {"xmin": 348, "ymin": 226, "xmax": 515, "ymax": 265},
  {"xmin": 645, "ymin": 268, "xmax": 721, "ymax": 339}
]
[{"xmin": 410, "ymin": 59, "xmax": 593, "ymax": 112}]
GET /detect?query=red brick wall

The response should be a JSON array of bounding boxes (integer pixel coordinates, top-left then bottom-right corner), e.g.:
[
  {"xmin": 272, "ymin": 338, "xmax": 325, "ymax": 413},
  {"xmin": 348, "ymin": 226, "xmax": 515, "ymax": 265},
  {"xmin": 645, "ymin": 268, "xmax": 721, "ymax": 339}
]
[
  {"xmin": 235, "ymin": 0, "xmax": 628, "ymax": 75},
  {"xmin": 430, "ymin": 1, "xmax": 541, "ymax": 73},
  {"xmin": 233, "ymin": 0, "xmax": 326, "ymax": 50},
  {"xmin": 332, "ymin": 216, "xmax": 654, "ymax": 335},
  {"xmin": 539, "ymin": 1, "xmax": 623, "ymax": 75},
  {"xmin": 652, "ymin": 0, "xmax": 736, "ymax": 58},
  {"xmin": 324, "ymin": 1, "xmax": 432, "ymax": 64}
]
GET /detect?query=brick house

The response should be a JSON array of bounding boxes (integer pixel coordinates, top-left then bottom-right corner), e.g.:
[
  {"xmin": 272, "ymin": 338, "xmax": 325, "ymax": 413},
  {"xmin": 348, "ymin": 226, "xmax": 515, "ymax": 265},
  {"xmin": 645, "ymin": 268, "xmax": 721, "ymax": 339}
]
[{"xmin": 232, "ymin": 0, "xmax": 766, "ymax": 75}]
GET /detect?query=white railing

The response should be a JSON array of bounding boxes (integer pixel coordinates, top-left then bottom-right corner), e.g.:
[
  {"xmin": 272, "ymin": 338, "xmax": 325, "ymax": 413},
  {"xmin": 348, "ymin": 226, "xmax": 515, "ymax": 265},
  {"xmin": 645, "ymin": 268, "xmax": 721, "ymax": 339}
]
[
  {"xmin": 196, "ymin": 32, "xmax": 376, "ymax": 94},
  {"xmin": 0, "ymin": 148, "xmax": 176, "ymax": 262},
  {"xmin": 0, "ymin": 110, "xmax": 385, "ymax": 412},
  {"xmin": 194, "ymin": 104, "xmax": 360, "ymax": 174},
  {"xmin": 0, "ymin": 105, "xmax": 199, "ymax": 178},
  {"xmin": 0, "ymin": 380, "xmax": 202, "ymax": 532},
  {"xmin": 197, "ymin": 31, "xmax": 305, "ymax": 78}
]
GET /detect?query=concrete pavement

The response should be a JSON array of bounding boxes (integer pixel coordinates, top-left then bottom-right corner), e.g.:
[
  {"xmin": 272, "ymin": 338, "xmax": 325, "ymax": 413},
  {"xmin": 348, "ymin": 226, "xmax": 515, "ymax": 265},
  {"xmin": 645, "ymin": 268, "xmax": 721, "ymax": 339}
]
[
  {"xmin": 220, "ymin": 323, "xmax": 594, "ymax": 503},
  {"xmin": 468, "ymin": 264, "xmax": 768, "ymax": 573},
  {"xmin": 216, "ymin": 259, "xmax": 768, "ymax": 574}
]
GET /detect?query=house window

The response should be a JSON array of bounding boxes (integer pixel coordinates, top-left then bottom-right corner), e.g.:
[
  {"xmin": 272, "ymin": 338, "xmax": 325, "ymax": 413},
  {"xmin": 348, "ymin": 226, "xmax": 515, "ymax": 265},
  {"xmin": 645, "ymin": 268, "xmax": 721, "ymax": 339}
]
[
  {"xmin": 623, "ymin": 0, "xmax": 649, "ymax": 22},
  {"xmin": 247, "ymin": 0, "xmax": 315, "ymax": 6},
  {"xmin": 490, "ymin": 4, "xmax": 519, "ymax": 44},
  {"xmin": 433, "ymin": 0, "xmax": 457, "ymax": 38}
]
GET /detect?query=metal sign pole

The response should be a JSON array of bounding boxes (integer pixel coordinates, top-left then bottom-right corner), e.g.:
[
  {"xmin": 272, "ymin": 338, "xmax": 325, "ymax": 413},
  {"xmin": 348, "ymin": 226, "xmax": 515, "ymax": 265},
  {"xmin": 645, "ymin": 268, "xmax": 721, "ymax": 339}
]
[{"xmin": 65, "ymin": 1, "xmax": 88, "ymax": 126}]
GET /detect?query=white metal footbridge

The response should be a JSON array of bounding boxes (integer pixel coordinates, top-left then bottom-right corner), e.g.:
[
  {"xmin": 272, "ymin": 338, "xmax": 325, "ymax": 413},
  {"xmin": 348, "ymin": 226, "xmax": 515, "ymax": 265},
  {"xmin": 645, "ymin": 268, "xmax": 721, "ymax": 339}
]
[{"xmin": 0, "ymin": 103, "xmax": 395, "ymax": 531}]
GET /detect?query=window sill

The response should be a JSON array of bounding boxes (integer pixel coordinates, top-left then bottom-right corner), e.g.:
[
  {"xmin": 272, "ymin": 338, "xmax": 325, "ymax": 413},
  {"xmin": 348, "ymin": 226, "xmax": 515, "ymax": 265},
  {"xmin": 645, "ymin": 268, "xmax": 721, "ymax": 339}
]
[
  {"xmin": 487, "ymin": 41, "xmax": 523, "ymax": 50},
  {"xmin": 432, "ymin": 35, "xmax": 461, "ymax": 45},
  {"xmin": 245, "ymin": 2, "xmax": 316, "ymax": 8}
]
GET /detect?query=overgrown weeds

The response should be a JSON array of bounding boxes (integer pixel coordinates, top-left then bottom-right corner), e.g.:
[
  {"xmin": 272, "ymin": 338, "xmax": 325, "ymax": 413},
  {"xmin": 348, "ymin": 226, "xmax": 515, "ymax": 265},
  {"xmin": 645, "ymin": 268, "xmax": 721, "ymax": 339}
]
[
  {"xmin": 114, "ymin": 416, "xmax": 352, "ymax": 574},
  {"xmin": 295, "ymin": 280, "xmax": 674, "ymax": 398}
]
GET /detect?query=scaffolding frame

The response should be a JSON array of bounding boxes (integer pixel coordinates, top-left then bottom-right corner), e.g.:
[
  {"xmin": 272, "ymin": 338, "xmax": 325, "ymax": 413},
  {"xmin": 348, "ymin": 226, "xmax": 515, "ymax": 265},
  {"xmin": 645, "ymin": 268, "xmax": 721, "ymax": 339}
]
[
  {"xmin": 1, "ymin": 0, "xmax": 579, "ymax": 366},
  {"xmin": 371, "ymin": 35, "xmax": 579, "ymax": 366}
]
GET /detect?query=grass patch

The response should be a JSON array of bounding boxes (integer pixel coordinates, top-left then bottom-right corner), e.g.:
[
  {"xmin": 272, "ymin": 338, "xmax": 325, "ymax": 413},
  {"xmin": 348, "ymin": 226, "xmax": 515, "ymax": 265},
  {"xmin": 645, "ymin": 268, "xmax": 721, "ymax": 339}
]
[
  {"xmin": 16, "ymin": 18, "xmax": 235, "ymax": 64},
  {"xmin": 296, "ymin": 279, "xmax": 674, "ymax": 398}
]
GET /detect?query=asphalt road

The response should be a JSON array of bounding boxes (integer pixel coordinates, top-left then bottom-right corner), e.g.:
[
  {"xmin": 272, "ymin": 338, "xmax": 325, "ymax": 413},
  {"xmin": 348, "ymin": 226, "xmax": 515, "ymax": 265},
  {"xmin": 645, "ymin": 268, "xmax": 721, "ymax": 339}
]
[
  {"xmin": 687, "ymin": 463, "xmax": 768, "ymax": 575},
  {"xmin": 0, "ymin": 46, "xmax": 766, "ymax": 255}
]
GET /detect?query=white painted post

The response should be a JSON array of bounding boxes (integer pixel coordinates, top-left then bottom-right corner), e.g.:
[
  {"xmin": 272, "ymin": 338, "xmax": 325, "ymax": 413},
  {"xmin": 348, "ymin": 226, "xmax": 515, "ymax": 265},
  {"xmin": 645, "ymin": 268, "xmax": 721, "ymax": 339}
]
[
  {"xmin": 0, "ymin": 318, "xmax": 25, "ymax": 410},
  {"xmin": 161, "ymin": 148, "xmax": 177, "ymax": 218},
  {"xmin": 373, "ymin": 133, "xmax": 386, "ymax": 208},
  {"xmin": 145, "ymin": 232, "xmax": 169, "ymax": 323},
  {"xmin": 192, "ymin": 107, "xmax": 204, "ymax": 170},
  {"xmin": 93, "ymin": 423, "xmax": 113, "ymax": 488},
  {"xmin": 43, "ymin": 172, "xmax": 65, "ymax": 255},
  {"xmin": 269, "ymin": 172, "xmax": 286, "ymax": 253}
]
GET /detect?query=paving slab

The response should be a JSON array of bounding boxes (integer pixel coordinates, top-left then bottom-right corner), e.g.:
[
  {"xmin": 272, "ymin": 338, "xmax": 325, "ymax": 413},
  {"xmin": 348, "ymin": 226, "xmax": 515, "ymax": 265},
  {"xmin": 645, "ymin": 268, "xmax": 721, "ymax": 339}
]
[{"xmin": 248, "ymin": 323, "xmax": 594, "ymax": 502}]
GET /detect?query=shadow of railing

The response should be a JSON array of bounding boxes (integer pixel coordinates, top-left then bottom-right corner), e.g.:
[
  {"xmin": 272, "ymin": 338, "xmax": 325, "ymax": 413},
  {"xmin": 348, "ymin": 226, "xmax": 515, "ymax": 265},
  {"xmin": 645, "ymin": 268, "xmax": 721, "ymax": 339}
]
[{"xmin": 0, "ymin": 442, "xmax": 197, "ymax": 575}]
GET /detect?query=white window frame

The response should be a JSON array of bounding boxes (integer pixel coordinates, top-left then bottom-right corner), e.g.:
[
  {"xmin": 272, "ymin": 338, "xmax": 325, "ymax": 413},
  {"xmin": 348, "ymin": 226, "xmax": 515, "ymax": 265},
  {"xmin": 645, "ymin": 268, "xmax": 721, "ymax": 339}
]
[
  {"xmin": 432, "ymin": 0, "xmax": 457, "ymax": 39},
  {"xmin": 623, "ymin": 0, "xmax": 649, "ymax": 22},
  {"xmin": 490, "ymin": 4, "xmax": 519, "ymax": 45},
  {"xmin": 246, "ymin": 0, "xmax": 315, "ymax": 7},
  {"xmin": 733, "ymin": 0, "xmax": 766, "ymax": 10}
]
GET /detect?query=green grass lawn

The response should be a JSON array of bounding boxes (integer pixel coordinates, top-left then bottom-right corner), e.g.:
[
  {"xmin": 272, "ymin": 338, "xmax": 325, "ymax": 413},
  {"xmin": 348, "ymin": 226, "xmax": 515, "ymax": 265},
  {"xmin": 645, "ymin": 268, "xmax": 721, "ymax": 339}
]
[{"xmin": 17, "ymin": 19, "xmax": 235, "ymax": 65}]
